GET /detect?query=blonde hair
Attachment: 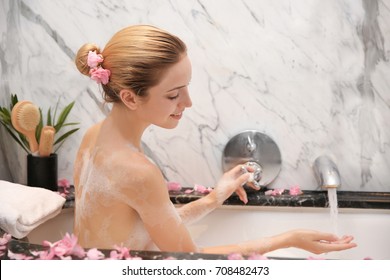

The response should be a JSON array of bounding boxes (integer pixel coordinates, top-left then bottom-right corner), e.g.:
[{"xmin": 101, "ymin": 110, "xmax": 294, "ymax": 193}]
[{"xmin": 75, "ymin": 25, "xmax": 187, "ymax": 103}]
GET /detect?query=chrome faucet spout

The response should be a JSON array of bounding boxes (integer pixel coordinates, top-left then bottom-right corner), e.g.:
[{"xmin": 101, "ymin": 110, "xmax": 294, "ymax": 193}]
[{"xmin": 313, "ymin": 155, "xmax": 341, "ymax": 189}]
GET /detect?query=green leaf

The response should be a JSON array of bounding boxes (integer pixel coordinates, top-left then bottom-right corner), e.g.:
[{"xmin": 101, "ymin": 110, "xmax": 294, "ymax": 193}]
[
  {"xmin": 52, "ymin": 96, "xmax": 61, "ymax": 127},
  {"xmin": 54, "ymin": 128, "xmax": 80, "ymax": 145},
  {"xmin": 53, "ymin": 128, "xmax": 80, "ymax": 152},
  {"xmin": 36, "ymin": 109, "xmax": 43, "ymax": 143},
  {"xmin": 47, "ymin": 107, "xmax": 52, "ymax": 126},
  {"xmin": 60, "ymin": 122, "xmax": 80, "ymax": 127},
  {"xmin": 10, "ymin": 94, "xmax": 19, "ymax": 109},
  {"xmin": 0, "ymin": 121, "xmax": 30, "ymax": 153},
  {"xmin": 0, "ymin": 110, "xmax": 11, "ymax": 125},
  {"xmin": 0, "ymin": 107, "xmax": 11, "ymax": 124},
  {"xmin": 54, "ymin": 101, "xmax": 75, "ymax": 133}
]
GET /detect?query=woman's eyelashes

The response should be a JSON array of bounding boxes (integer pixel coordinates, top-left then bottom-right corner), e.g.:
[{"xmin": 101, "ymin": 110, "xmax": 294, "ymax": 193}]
[{"xmin": 168, "ymin": 94, "xmax": 179, "ymax": 100}]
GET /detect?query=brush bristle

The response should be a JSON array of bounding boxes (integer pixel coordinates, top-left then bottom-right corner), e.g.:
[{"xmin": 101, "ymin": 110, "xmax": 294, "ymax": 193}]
[{"xmin": 18, "ymin": 104, "xmax": 40, "ymax": 131}]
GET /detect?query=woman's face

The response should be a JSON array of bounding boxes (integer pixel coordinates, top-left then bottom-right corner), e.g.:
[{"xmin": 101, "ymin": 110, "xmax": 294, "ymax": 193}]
[{"xmin": 137, "ymin": 55, "xmax": 193, "ymax": 129}]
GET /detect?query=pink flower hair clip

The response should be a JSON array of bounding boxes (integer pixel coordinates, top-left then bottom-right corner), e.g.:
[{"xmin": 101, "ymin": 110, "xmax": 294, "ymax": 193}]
[{"xmin": 87, "ymin": 50, "xmax": 111, "ymax": 85}]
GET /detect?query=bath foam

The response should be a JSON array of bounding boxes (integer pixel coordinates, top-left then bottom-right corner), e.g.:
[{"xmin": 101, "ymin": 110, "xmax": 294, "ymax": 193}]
[
  {"xmin": 75, "ymin": 147, "xmax": 196, "ymax": 251},
  {"xmin": 177, "ymin": 166, "xmax": 252, "ymax": 225},
  {"xmin": 177, "ymin": 201, "xmax": 215, "ymax": 225},
  {"xmin": 75, "ymin": 150, "xmax": 156, "ymax": 249}
]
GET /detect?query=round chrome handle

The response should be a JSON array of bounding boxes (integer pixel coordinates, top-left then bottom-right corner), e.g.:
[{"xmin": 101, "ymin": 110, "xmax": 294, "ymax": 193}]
[{"xmin": 222, "ymin": 130, "xmax": 282, "ymax": 187}]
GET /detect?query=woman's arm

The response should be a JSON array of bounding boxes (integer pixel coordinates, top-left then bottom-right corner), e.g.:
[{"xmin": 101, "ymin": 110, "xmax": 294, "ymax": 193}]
[
  {"xmin": 202, "ymin": 230, "xmax": 356, "ymax": 255},
  {"xmin": 121, "ymin": 160, "xmax": 198, "ymax": 252}
]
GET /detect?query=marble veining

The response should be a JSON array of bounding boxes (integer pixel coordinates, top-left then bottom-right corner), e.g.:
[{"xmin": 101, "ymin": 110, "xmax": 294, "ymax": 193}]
[{"xmin": 0, "ymin": 0, "xmax": 389, "ymax": 192}]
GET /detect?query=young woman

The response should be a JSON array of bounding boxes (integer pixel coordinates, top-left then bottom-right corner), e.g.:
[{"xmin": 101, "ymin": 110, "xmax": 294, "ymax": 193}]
[{"xmin": 74, "ymin": 25, "xmax": 356, "ymax": 255}]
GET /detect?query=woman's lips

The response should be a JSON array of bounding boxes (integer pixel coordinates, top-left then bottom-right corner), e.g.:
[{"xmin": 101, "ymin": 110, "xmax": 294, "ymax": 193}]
[{"xmin": 170, "ymin": 112, "xmax": 183, "ymax": 120}]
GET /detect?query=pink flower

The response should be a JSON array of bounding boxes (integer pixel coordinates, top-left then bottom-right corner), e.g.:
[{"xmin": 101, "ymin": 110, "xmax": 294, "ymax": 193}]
[
  {"xmin": 289, "ymin": 185, "xmax": 303, "ymax": 196},
  {"xmin": 85, "ymin": 248, "xmax": 105, "ymax": 260},
  {"xmin": 87, "ymin": 51, "xmax": 103, "ymax": 68},
  {"xmin": 194, "ymin": 184, "xmax": 212, "ymax": 194},
  {"xmin": 0, "ymin": 233, "xmax": 11, "ymax": 257},
  {"xmin": 0, "ymin": 233, "xmax": 11, "ymax": 246},
  {"xmin": 107, "ymin": 245, "xmax": 142, "ymax": 260},
  {"xmin": 44, "ymin": 233, "xmax": 85, "ymax": 259},
  {"xmin": 31, "ymin": 249, "xmax": 56, "ymax": 260},
  {"xmin": 227, "ymin": 253, "xmax": 245, "ymax": 260},
  {"xmin": 264, "ymin": 188, "xmax": 285, "ymax": 196},
  {"xmin": 89, "ymin": 67, "xmax": 111, "ymax": 85},
  {"xmin": 58, "ymin": 178, "xmax": 71, "ymax": 196},
  {"xmin": 167, "ymin": 182, "xmax": 182, "ymax": 191},
  {"xmin": 108, "ymin": 245, "xmax": 131, "ymax": 260},
  {"xmin": 184, "ymin": 189, "xmax": 194, "ymax": 194},
  {"xmin": 58, "ymin": 178, "xmax": 70, "ymax": 188}
]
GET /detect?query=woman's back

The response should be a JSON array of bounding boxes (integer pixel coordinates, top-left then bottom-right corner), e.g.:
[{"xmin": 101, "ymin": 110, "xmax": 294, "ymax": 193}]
[{"xmin": 73, "ymin": 122, "xmax": 156, "ymax": 250}]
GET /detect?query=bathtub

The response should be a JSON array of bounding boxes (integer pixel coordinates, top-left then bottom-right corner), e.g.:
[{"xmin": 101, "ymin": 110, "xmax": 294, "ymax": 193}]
[
  {"xmin": 27, "ymin": 204, "xmax": 390, "ymax": 260},
  {"xmin": 186, "ymin": 205, "xmax": 390, "ymax": 260}
]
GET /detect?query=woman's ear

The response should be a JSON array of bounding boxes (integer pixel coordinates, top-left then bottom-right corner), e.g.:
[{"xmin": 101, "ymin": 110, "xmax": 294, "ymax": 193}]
[{"xmin": 119, "ymin": 89, "xmax": 139, "ymax": 110}]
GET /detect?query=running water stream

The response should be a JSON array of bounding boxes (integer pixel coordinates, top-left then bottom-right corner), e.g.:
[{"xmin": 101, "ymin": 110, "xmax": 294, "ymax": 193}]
[{"xmin": 327, "ymin": 188, "xmax": 339, "ymax": 236}]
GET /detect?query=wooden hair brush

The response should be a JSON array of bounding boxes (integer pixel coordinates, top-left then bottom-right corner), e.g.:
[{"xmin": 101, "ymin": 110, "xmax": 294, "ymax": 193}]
[
  {"xmin": 39, "ymin": 126, "xmax": 55, "ymax": 157},
  {"xmin": 11, "ymin": 100, "xmax": 40, "ymax": 154}
]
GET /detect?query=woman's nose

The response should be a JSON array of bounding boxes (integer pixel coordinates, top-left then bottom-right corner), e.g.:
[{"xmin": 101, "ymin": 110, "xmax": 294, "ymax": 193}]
[{"xmin": 181, "ymin": 88, "xmax": 192, "ymax": 108}]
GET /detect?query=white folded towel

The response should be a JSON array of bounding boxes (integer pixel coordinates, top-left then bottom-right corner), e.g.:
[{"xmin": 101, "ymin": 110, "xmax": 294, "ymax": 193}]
[{"xmin": 0, "ymin": 180, "xmax": 66, "ymax": 239}]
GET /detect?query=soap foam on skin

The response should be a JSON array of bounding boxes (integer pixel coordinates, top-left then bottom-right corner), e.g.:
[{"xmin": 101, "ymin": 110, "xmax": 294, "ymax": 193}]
[
  {"xmin": 177, "ymin": 204, "xmax": 214, "ymax": 225},
  {"xmin": 75, "ymin": 149, "xmax": 158, "ymax": 250},
  {"xmin": 75, "ymin": 145, "xmax": 196, "ymax": 251}
]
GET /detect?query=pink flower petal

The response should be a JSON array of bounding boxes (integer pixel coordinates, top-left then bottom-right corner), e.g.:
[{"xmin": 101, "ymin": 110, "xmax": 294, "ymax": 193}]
[
  {"xmin": 85, "ymin": 248, "xmax": 105, "ymax": 260},
  {"xmin": 264, "ymin": 189, "xmax": 274, "ymax": 196},
  {"xmin": 87, "ymin": 51, "xmax": 103, "ymax": 68},
  {"xmin": 58, "ymin": 178, "xmax": 70, "ymax": 188},
  {"xmin": 108, "ymin": 250, "xmax": 121, "ymax": 260},
  {"xmin": 167, "ymin": 182, "xmax": 182, "ymax": 191},
  {"xmin": 89, "ymin": 67, "xmax": 111, "ymax": 85},
  {"xmin": 194, "ymin": 184, "xmax": 212, "ymax": 194},
  {"xmin": 108, "ymin": 245, "xmax": 132, "ymax": 260},
  {"xmin": 45, "ymin": 233, "xmax": 85, "ymax": 259},
  {"xmin": 289, "ymin": 185, "xmax": 303, "ymax": 196},
  {"xmin": 31, "ymin": 250, "xmax": 53, "ymax": 260},
  {"xmin": 265, "ymin": 188, "xmax": 285, "ymax": 196},
  {"xmin": 0, "ymin": 233, "xmax": 12, "ymax": 245},
  {"xmin": 227, "ymin": 253, "xmax": 245, "ymax": 260}
]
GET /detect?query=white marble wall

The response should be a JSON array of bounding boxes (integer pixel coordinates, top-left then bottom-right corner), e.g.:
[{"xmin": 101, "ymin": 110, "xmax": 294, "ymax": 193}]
[{"xmin": 1, "ymin": 0, "xmax": 389, "ymax": 192}]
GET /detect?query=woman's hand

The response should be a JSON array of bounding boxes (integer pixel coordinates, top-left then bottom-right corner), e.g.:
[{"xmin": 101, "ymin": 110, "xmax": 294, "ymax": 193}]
[
  {"xmin": 287, "ymin": 230, "xmax": 357, "ymax": 254},
  {"xmin": 212, "ymin": 164, "xmax": 259, "ymax": 204}
]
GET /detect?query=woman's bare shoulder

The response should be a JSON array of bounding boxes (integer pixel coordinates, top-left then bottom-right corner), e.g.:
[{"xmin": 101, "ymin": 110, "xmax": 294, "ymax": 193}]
[{"xmin": 105, "ymin": 147, "xmax": 165, "ymax": 191}]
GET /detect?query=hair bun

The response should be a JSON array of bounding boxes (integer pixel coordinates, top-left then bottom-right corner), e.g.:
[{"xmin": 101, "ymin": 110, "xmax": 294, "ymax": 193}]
[{"xmin": 75, "ymin": 43, "xmax": 101, "ymax": 76}]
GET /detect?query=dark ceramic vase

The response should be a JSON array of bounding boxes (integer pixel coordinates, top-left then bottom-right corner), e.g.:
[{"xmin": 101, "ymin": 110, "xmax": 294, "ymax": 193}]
[{"xmin": 27, "ymin": 153, "xmax": 58, "ymax": 191}]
